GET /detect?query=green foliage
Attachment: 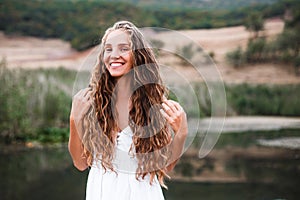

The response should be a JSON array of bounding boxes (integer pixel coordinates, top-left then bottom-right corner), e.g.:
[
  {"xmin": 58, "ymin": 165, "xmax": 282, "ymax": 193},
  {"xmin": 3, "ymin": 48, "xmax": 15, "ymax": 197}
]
[
  {"xmin": 226, "ymin": 83, "xmax": 300, "ymax": 116},
  {"xmin": 276, "ymin": 29, "xmax": 300, "ymax": 64},
  {"xmin": 150, "ymin": 39, "xmax": 164, "ymax": 49},
  {"xmin": 150, "ymin": 39, "xmax": 164, "ymax": 56},
  {"xmin": 35, "ymin": 127, "xmax": 69, "ymax": 143},
  {"xmin": 244, "ymin": 12, "xmax": 264, "ymax": 39},
  {"xmin": 208, "ymin": 51, "xmax": 215, "ymax": 60},
  {"xmin": 176, "ymin": 43, "xmax": 196, "ymax": 66},
  {"xmin": 193, "ymin": 82, "xmax": 300, "ymax": 117},
  {"xmin": 178, "ymin": 161, "xmax": 194, "ymax": 177},
  {"xmin": 294, "ymin": 55, "xmax": 300, "ymax": 75},
  {"xmin": 227, "ymin": 31, "xmax": 299, "ymax": 70},
  {"xmin": 1, "ymin": 62, "xmax": 300, "ymax": 145},
  {"xmin": 0, "ymin": 0, "xmax": 148, "ymax": 50},
  {"xmin": 193, "ymin": 83, "xmax": 212, "ymax": 118},
  {"xmin": 226, "ymin": 0, "xmax": 300, "ymax": 74},
  {"xmin": 101, "ymin": 0, "xmax": 279, "ymax": 10},
  {"xmin": 226, "ymin": 46, "xmax": 245, "ymax": 68},
  {"xmin": 0, "ymin": 0, "xmax": 287, "ymax": 50},
  {"xmin": 0, "ymin": 61, "xmax": 76, "ymax": 144},
  {"xmin": 245, "ymin": 38, "xmax": 267, "ymax": 63}
]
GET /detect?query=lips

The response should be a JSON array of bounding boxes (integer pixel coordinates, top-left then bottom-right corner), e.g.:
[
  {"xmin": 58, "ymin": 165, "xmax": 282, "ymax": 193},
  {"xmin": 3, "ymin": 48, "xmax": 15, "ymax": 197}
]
[{"xmin": 110, "ymin": 62, "xmax": 124, "ymax": 67}]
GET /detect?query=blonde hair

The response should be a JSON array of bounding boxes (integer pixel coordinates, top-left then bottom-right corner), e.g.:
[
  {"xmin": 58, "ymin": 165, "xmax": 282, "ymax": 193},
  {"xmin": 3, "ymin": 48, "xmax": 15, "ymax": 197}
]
[{"xmin": 82, "ymin": 21, "xmax": 171, "ymax": 187}]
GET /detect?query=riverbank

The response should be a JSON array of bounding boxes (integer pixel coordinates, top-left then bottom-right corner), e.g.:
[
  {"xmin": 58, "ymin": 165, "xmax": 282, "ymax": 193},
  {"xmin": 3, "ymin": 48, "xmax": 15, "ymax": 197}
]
[
  {"xmin": 170, "ymin": 145, "xmax": 300, "ymax": 183},
  {"xmin": 200, "ymin": 116, "xmax": 300, "ymax": 133},
  {"xmin": 170, "ymin": 126, "xmax": 300, "ymax": 183},
  {"xmin": 192, "ymin": 116, "xmax": 300, "ymax": 150},
  {"xmin": 167, "ymin": 116, "xmax": 300, "ymax": 183},
  {"xmin": 1, "ymin": 116, "xmax": 299, "ymax": 151}
]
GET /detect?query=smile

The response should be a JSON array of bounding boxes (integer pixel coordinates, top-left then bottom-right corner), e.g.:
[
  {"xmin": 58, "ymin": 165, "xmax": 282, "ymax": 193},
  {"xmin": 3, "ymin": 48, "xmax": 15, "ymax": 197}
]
[{"xmin": 110, "ymin": 62, "xmax": 124, "ymax": 68}]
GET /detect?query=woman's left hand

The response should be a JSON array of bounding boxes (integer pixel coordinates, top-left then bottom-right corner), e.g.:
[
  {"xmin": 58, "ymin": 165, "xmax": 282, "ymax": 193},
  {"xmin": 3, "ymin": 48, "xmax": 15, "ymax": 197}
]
[{"xmin": 160, "ymin": 99, "xmax": 188, "ymax": 135}]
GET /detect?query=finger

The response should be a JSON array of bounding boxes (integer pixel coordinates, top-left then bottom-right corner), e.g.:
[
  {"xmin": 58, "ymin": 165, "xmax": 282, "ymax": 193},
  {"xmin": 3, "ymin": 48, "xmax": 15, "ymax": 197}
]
[
  {"xmin": 160, "ymin": 109, "xmax": 174, "ymax": 124},
  {"xmin": 168, "ymin": 100, "xmax": 182, "ymax": 112},
  {"xmin": 168, "ymin": 100, "xmax": 185, "ymax": 115},
  {"xmin": 162, "ymin": 100, "xmax": 177, "ymax": 113},
  {"xmin": 162, "ymin": 102, "xmax": 173, "ymax": 116},
  {"xmin": 173, "ymin": 101, "xmax": 183, "ymax": 113}
]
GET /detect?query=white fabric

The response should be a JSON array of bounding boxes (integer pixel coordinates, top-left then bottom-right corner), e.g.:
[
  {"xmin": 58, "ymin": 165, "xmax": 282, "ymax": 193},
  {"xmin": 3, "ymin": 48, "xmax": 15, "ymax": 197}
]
[{"xmin": 86, "ymin": 126, "xmax": 165, "ymax": 200}]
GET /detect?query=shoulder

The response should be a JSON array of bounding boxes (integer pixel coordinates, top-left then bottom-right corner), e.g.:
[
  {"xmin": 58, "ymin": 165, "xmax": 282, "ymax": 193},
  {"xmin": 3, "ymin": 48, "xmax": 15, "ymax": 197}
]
[
  {"xmin": 73, "ymin": 87, "xmax": 92, "ymax": 99},
  {"xmin": 72, "ymin": 88, "xmax": 93, "ymax": 104}
]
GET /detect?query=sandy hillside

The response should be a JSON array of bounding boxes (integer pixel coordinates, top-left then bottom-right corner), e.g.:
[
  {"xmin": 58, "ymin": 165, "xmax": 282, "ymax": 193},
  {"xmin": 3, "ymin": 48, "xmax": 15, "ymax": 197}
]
[{"xmin": 0, "ymin": 19, "xmax": 299, "ymax": 84}]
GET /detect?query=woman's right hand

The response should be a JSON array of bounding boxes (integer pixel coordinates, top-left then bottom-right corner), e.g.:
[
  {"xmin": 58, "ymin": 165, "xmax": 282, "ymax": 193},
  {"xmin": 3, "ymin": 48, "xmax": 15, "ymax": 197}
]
[{"xmin": 70, "ymin": 88, "xmax": 93, "ymax": 136}]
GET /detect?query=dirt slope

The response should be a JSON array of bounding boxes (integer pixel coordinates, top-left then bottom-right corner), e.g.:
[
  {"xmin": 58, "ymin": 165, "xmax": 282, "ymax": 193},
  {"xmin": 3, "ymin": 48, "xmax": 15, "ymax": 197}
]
[{"xmin": 0, "ymin": 19, "xmax": 299, "ymax": 84}]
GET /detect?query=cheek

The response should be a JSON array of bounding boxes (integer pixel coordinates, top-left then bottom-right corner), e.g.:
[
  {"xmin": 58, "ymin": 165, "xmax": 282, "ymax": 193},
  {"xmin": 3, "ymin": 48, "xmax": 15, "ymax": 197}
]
[
  {"xmin": 127, "ymin": 52, "xmax": 134, "ymax": 66},
  {"xmin": 103, "ymin": 53, "xmax": 110, "ymax": 66}
]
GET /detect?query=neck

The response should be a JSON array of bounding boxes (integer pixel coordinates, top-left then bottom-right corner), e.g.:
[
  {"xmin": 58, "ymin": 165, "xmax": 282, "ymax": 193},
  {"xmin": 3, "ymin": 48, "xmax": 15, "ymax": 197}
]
[
  {"xmin": 114, "ymin": 74, "xmax": 132, "ymax": 131},
  {"xmin": 115, "ymin": 74, "xmax": 132, "ymax": 99}
]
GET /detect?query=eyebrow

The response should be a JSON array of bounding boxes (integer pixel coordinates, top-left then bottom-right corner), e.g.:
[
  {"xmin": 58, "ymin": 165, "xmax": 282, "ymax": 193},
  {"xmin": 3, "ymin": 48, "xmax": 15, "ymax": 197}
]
[{"xmin": 104, "ymin": 43, "xmax": 130, "ymax": 46}]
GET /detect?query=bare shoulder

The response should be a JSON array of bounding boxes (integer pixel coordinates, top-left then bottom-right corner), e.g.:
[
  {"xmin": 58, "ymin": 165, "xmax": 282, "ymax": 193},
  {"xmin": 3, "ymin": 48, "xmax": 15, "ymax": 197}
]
[{"xmin": 73, "ymin": 87, "xmax": 92, "ymax": 99}]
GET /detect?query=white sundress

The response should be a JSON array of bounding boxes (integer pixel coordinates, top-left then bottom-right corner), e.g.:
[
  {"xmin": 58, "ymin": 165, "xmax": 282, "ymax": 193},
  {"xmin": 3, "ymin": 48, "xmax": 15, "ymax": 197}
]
[{"xmin": 86, "ymin": 126, "xmax": 165, "ymax": 200}]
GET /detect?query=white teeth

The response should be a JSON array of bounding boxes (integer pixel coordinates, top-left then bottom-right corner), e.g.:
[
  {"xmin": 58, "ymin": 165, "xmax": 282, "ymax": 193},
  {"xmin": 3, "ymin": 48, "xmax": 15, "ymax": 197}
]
[{"xmin": 111, "ymin": 63, "xmax": 123, "ymax": 67}]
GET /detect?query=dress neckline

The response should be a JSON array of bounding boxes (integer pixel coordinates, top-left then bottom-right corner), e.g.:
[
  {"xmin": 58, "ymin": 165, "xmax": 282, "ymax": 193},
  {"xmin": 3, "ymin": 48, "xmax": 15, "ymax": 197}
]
[{"xmin": 118, "ymin": 125, "xmax": 133, "ymax": 136}]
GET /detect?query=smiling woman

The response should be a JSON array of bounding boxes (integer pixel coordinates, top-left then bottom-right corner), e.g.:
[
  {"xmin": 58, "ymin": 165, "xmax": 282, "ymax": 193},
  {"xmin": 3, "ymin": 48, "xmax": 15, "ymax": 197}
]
[
  {"xmin": 68, "ymin": 21, "xmax": 188, "ymax": 200},
  {"xmin": 103, "ymin": 30, "xmax": 133, "ymax": 78}
]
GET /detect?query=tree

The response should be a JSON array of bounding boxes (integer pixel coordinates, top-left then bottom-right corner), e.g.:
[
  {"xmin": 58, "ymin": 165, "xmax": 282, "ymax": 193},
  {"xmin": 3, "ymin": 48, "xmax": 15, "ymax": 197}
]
[{"xmin": 244, "ymin": 12, "xmax": 264, "ymax": 39}]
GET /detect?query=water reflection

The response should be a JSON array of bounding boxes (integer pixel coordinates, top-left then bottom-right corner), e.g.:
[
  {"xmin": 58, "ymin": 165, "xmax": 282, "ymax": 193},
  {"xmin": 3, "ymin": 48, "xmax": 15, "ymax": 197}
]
[
  {"xmin": 0, "ymin": 146, "xmax": 299, "ymax": 200},
  {"xmin": 224, "ymin": 156, "xmax": 300, "ymax": 199},
  {"xmin": 0, "ymin": 146, "xmax": 87, "ymax": 200},
  {"xmin": 165, "ymin": 181, "xmax": 297, "ymax": 200}
]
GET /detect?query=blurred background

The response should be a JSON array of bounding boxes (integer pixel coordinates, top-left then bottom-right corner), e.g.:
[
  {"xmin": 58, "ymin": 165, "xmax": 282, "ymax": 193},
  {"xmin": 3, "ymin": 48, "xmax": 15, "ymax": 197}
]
[{"xmin": 0, "ymin": 0, "xmax": 300, "ymax": 199}]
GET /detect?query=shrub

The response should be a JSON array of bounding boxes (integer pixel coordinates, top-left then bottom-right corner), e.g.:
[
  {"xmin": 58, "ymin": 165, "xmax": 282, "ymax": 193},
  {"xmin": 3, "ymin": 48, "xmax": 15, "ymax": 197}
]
[
  {"xmin": 226, "ymin": 83, "xmax": 300, "ymax": 116},
  {"xmin": 176, "ymin": 43, "xmax": 197, "ymax": 66},
  {"xmin": 245, "ymin": 38, "xmax": 267, "ymax": 63},
  {"xmin": 294, "ymin": 55, "xmax": 300, "ymax": 75},
  {"xmin": 0, "ymin": 61, "xmax": 75, "ymax": 144},
  {"xmin": 226, "ymin": 46, "xmax": 245, "ymax": 67}
]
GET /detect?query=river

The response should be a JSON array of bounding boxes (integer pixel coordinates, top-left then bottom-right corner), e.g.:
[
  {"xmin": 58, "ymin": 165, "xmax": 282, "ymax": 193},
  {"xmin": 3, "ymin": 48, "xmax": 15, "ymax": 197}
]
[{"xmin": 1, "ymin": 129, "xmax": 300, "ymax": 200}]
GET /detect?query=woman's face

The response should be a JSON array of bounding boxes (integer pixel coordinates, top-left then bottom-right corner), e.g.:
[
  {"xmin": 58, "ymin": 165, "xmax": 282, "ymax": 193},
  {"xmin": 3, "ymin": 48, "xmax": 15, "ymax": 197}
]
[{"xmin": 103, "ymin": 30, "xmax": 133, "ymax": 78}]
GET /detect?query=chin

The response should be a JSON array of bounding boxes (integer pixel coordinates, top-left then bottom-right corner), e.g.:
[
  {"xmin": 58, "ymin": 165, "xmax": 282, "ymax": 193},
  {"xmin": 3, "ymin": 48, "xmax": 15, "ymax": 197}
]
[
  {"xmin": 108, "ymin": 69, "xmax": 131, "ymax": 78},
  {"xmin": 110, "ymin": 73, "xmax": 122, "ymax": 78},
  {"xmin": 108, "ymin": 71, "xmax": 125, "ymax": 78}
]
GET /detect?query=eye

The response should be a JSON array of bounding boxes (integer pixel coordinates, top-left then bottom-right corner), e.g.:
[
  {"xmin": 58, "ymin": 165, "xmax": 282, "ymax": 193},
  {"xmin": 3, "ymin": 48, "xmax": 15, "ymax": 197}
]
[
  {"xmin": 104, "ymin": 47, "xmax": 112, "ymax": 52},
  {"xmin": 120, "ymin": 47, "xmax": 130, "ymax": 52}
]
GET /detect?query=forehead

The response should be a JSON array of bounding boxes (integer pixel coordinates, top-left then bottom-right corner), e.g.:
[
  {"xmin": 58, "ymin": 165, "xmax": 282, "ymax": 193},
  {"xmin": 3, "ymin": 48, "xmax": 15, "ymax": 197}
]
[{"xmin": 105, "ymin": 30, "xmax": 130, "ymax": 46}]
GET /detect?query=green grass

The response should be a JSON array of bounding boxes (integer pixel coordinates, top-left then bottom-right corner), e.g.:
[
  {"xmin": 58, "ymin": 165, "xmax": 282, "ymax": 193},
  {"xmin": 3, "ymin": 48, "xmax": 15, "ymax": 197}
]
[
  {"xmin": 226, "ymin": 83, "xmax": 300, "ymax": 116},
  {"xmin": 0, "ymin": 60, "xmax": 300, "ymax": 145},
  {"xmin": 0, "ymin": 61, "xmax": 76, "ymax": 144}
]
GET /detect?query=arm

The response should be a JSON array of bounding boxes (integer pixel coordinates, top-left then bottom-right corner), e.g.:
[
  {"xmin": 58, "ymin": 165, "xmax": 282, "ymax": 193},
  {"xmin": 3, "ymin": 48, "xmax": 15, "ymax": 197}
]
[
  {"xmin": 68, "ymin": 88, "xmax": 92, "ymax": 171},
  {"xmin": 160, "ymin": 99, "xmax": 188, "ymax": 172},
  {"xmin": 68, "ymin": 116, "xmax": 88, "ymax": 171},
  {"xmin": 166, "ymin": 128, "xmax": 187, "ymax": 171}
]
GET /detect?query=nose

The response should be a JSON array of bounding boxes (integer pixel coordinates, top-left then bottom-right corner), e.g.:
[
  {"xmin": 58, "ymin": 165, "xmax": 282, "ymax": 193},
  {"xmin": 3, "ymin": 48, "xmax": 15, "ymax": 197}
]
[{"xmin": 111, "ymin": 49, "xmax": 120, "ymax": 59}]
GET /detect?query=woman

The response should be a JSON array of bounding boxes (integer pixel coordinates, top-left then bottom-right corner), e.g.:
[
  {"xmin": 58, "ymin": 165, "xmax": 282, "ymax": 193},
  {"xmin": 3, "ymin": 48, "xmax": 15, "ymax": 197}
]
[{"xmin": 69, "ymin": 21, "xmax": 188, "ymax": 200}]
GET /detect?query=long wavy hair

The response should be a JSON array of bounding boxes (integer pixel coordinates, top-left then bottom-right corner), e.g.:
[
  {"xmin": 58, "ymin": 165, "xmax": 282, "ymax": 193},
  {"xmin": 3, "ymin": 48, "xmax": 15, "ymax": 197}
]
[{"xmin": 81, "ymin": 21, "xmax": 171, "ymax": 187}]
